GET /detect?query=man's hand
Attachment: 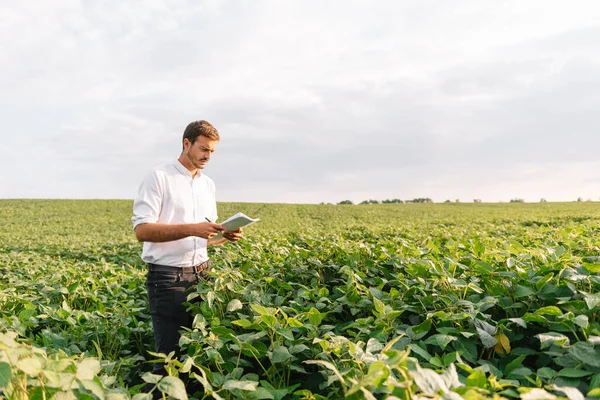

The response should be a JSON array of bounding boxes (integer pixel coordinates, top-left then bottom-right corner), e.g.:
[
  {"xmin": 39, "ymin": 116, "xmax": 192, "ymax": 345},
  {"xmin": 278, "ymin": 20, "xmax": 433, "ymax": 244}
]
[
  {"xmin": 197, "ymin": 222, "xmax": 226, "ymax": 239},
  {"xmin": 223, "ymin": 228, "xmax": 243, "ymax": 242}
]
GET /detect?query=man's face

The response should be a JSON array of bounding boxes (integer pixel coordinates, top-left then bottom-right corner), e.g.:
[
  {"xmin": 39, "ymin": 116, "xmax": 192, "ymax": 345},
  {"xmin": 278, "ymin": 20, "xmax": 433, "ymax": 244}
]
[{"xmin": 184, "ymin": 136, "xmax": 218, "ymax": 170}]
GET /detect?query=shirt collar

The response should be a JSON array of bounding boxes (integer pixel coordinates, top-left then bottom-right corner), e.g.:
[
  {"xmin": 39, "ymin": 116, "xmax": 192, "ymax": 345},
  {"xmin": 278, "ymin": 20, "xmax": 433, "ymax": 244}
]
[{"xmin": 172, "ymin": 159, "xmax": 202, "ymax": 179}]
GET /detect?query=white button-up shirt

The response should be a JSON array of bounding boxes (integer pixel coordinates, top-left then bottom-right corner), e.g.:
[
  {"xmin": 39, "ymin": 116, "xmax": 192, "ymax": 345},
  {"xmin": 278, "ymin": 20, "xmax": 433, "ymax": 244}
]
[{"xmin": 132, "ymin": 160, "xmax": 218, "ymax": 267}]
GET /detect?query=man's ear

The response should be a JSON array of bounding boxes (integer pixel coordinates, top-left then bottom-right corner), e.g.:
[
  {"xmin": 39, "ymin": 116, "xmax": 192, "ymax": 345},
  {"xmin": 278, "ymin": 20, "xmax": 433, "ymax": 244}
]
[{"xmin": 182, "ymin": 138, "xmax": 191, "ymax": 151}]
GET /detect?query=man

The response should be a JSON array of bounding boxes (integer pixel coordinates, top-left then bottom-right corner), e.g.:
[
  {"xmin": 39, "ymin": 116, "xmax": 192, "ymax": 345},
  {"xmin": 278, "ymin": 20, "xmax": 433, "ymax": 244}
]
[{"xmin": 132, "ymin": 120, "xmax": 242, "ymax": 382}]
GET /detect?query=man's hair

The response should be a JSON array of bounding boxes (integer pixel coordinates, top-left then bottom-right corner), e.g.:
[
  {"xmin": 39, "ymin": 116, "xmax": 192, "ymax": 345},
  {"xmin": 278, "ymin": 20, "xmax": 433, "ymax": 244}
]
[{"xmin": 182, "ymin": 120, "xmax": 220, "ymax": 147}]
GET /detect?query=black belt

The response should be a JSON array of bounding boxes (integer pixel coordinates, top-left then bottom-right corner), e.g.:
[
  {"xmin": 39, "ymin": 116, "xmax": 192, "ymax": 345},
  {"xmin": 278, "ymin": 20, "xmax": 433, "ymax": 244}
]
[{"xmin": 148, "ymin": 260, "xmax": 210, "ymax": 274}]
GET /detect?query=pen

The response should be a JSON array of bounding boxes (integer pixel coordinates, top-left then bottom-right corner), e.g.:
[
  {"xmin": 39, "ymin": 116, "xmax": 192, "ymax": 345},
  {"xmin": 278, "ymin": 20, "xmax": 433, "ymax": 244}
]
[{"xmin": 205, "ymin": 217, "xmax": 224, "ymax": 231}]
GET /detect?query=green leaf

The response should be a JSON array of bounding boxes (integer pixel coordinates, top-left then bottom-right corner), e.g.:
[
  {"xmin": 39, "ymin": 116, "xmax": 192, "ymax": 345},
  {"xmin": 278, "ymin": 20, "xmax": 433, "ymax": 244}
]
[
  {"xmin": 206, "ymin": 291, "xmax": 215, "ymax": 309},
  {"xmin": 261, "ymin": 315, "xmax": 277, "ymax": 328},
  {"xmin": 424, "ymin": 334, "xmax": 456, "ymax": 350},
  {"xmin": 536, "ymin": 332, "xmax": 570, "ymax": 349},
  {"xmin": 18, "ymin": 309, "xmax": 35, "ymax": 323},
  {"xmin": 62, "ymin": 300, "xmax": 72, "ymax": 313},
  {"xmin": 515, "ymin": 285, "xmax": 536, "ymax": 298},
  {"xmin": 290, "ymin": 344, "xmax": 310, "ymax": 354},
  {"xmin": 508, "ymin": 318, "xmax": 527, "ymax": 328},
  {"xmin": 366, "ymin": 361, "xmax": 389, "ymax": 386},
  {"xmin": 466, "ymin": 369, "xmax": 487, "ymax": 388},
  {"xmin": 505, "ymin": 355, "xmax": 526, "ymax": 375},
  {"xmin": 307, "ymin": 308, "xmax": 324, "ymax": 327},
  {"xmin": 537, "ymin": 367, "xmax": 556, "ymax": 380},
  {"xmin": 0, "ymin": 362, "xmax": 11, "ymax": 387},
  {"xmin": 499, "ymin": 388, "xmax": 520, "ymax": 398},
  {"xmin": 557, "ymin": 368, "xmax": 593, "ymax": 378},
  {"xmin": 80, "ymin": 378, "xmax": 104, "ymax": 400},
  {"xmin": 76, "ymin": 359, "xmax": 101, "ymax": 380},
  {"xmin": 534, "ymin": 306, "xmax": 562, "ymax": 316},
  {"xmin": 247, "ymin": 387, "xmax": 275, "ymax": 400},
  {"xmin": 271, "ymin": 346, "xmax": 292, "ymax": 364},
  {"xmin": 409, "ymin": 363, "xmax": 447, "ymax": 396},
  {"xmin": 443, "ymin": 352, "xmax": 459, "ymax": 366},
  {"xmin": 429, "ymin": 356, "xmax": 443, "ymax": 368},
  {"xmin": 223, "ymin": 380, "xmax": 259, "ymax": 391},
  {"xmin": 211, "ymin": 326, "xmax": 236, "ymax": 339},
  {"xmin": 408, "ymin": 319, "xmax": 431, "ymax": 339},
  {"xmin": 230, "ymin": 367, "xmax": 243, "ymax": 380},
  {"xmin": 232, "ymin": 319, "xmax": 252, "ymax": 328},
  {"xmin": 366, "ymin": 338, "xmax": 383, "ymax": 354},
  {"xmin": 456, "ymin": 363, "xmax": 474, "ymax": 374},
  {"xmin": 44, "ymin": 370, "xmax": 76, "ymax": 390},
  {"xmin": 568, "ymin": 342, "xmax": 600, "ymax": 367},
  {"xmin": 476, "ymin": 328, "xmax": 498, "ymax": 348},
  {"xmin": 573, "ymin": 315, "xmax": 588, "ymax": 329},
  {"xmin": 287, "ymin": 318, "xmax": 304, "ymax": 328},
  {"xmin": 141, "ymin": 372, "xmax": 163, "ymax": 384},
  {"xmin": 582, "ymin": 263, "xmax": 600, "ymax": 273},
  {"xmin": 30, "ymin": 387, "xmax": 60, "ymax": 400},
  {"xmin": 523, "ymin": 313, "xmax": 548, "ymax": 323},
  {"xmin": 157, "ymin": 376, "xmax": 188, "ymax": 400},
  {"xmin": 304, "ymin": 360, "xmax": 345, "ymax": 385},
  {"xmin": 241, "ymin": 341, "xmax": 268, "ymax": 358},
  {"xmin": 259, "ymin": 380, "xmax": 295, "ymax": 400},
  {"xmin": 552, "ymin": 246, "xmax": 566, "ymax": 258},
  {"xmin": 17, "ymin": 357, "xmax": 42, "ymax": 376},
  {"xmin": 474, "ymin": 319, "xmax": 496, "ymax": 335},
  {"xmin": 407, "ymin": 343, "xmax": 432, "ymax": 361},
  {"xmin": 67, "ymin": 282, "xmax": 79, "ymax": 292},
  {"xmin": 227, "ymin": 299, "xmax": 243, "ymax": 312},
  {"xmin": 372, "ymin": 297, "xmax": 385, "ymax": 315},
  {"xmin": 474, "ymin": 261, "xmax": 494, "ymax": 275},
  {"xmin": 277, "ymin": 327, "xmax": 294, "ymax": 341},
  {"xmin": 588, "ymin": 388, "xmax": 600, "ymax": 398},
  {"xmin": 46, "ymin": 359, "xmax": 74, "ymax": 373},
  {"xmin": 583, "ymin": 293, "xmax": 600, "ymax": 310},
  {"xmin": 251, "ymin": 304, "xmax": 275, "ymax": 316},
  {"xmin": 508, "ymin": 367, "xmax": 533, "ymax": 378},
  {"xmin": 536, "ymin": 273, "xmax": 554, "ymax": 291}
]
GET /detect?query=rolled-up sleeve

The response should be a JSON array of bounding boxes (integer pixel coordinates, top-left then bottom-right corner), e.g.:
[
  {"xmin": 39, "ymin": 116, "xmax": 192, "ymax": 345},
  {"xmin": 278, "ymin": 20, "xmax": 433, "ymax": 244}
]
[{"xmin": 132, "ymin": 170, "xmax": 162, "ymax": 230}]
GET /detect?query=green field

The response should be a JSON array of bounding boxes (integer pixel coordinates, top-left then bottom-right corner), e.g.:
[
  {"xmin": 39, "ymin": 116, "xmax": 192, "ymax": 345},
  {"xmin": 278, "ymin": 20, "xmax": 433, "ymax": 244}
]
[{"xmin": 1, "ymin": 200, "xmax": 600, "ymax": 399}]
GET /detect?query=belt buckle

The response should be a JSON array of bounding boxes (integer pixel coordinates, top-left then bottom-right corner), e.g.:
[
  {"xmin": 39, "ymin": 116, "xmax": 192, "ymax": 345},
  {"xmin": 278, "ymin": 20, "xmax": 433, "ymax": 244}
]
[{"xmin": 193, "ymin": 261, "xmax": 208, "ymax": 274}]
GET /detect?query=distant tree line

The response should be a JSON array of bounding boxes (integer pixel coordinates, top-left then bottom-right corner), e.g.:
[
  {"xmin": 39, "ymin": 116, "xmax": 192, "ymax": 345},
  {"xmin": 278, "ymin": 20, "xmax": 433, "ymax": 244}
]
[
  {"xmin": 405, "ymin": 198, "xmax": 433, "ymax": 203},
  {"xmin": 338, "ymin": 198, "xmax": 433, "ymax": 205},
  {"xmin": 335, "ymin": 197, "xmax": 595, "ymax": 205},
  {"xmin": 359, "ymin": 199, "xmax": 381, "ymax": 204}
]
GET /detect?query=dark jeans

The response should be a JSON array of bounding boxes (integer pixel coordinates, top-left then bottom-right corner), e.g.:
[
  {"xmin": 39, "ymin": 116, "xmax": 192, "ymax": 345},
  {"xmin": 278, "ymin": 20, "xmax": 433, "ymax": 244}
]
[{"xmin": 145, "ymin": 262, "xmax": 210, "ymax": 376}]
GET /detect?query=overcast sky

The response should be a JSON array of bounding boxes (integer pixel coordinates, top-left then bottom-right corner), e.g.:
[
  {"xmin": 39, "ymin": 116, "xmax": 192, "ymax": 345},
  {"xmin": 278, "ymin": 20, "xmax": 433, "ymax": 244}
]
[{"xmin": 1, "ymin": 1, "xmax": 600, "ymax": 204}]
